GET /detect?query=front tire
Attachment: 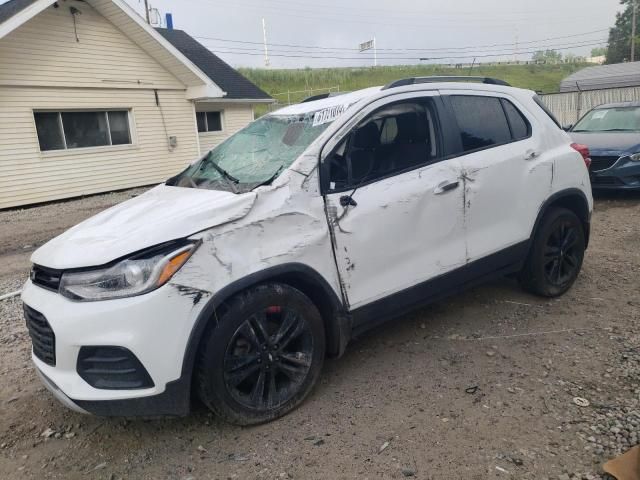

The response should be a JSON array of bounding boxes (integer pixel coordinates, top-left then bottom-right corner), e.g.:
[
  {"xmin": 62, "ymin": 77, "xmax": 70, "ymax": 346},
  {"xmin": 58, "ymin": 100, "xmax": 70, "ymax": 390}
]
[
  {"xmin": 195, "ymin": 283, "xmax": 325, "ymax": 425},
  {"xmin": 520, "ymin": 207, "xmax": 585, "ymax": 297}
]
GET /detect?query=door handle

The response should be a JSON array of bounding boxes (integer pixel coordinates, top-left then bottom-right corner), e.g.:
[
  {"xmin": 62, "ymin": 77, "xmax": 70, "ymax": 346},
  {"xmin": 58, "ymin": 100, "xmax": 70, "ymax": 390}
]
[
  {"xmin": 524, "ymin": 149, "xmax": 539, "ymax": 161},
  {"xmin": 434, "ymin": 180, "xmax": 460, "ymax": 194}
]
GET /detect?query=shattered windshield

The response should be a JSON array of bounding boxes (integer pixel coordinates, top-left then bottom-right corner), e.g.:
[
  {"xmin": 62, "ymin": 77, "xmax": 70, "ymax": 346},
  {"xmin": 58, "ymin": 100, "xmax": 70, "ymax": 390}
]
[{"xmin": 167, "ymin": 111, "xmax": 332, "ymax": 193}]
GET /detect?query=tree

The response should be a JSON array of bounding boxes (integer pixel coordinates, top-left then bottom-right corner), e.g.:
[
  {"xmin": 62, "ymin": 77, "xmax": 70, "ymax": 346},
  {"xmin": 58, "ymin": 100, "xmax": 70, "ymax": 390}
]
[
  {"xmin": 606, "ymin": 0, "xmax": 639, "ymax": 64},
  {"xmin": 590, "ymin": 47, "xmax": 608, "ymax": 57},
  {"xmin": 531, "ymin": 49, "xmax": 563, "ymax": 63}
]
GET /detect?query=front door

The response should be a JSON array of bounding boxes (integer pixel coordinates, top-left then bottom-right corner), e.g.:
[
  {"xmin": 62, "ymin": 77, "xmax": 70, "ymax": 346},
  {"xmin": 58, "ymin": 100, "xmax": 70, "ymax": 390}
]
[{"xmin": 322, "ymin": 95, "xmax": 467, "ymax": 311}]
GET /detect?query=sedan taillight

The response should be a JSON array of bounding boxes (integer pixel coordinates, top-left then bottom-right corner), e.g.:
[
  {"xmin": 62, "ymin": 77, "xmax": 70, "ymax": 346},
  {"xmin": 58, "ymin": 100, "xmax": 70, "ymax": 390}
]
[{"xmin": 571, "ymin": 143, "xmax": 592, "ymax": 169}]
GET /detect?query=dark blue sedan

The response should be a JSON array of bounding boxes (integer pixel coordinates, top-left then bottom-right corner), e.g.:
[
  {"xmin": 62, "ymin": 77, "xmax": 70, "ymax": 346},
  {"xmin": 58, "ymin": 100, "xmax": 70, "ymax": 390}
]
[{"xmin": 570, "ymin": 101, "xmax": 640, "ymax": 190}]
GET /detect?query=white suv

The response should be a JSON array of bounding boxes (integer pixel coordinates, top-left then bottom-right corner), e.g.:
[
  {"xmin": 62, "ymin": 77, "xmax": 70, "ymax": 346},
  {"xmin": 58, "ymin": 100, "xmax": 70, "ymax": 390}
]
[{"xmin": 22, "ymin": 77, "xmax": 593, "ymax": 424}]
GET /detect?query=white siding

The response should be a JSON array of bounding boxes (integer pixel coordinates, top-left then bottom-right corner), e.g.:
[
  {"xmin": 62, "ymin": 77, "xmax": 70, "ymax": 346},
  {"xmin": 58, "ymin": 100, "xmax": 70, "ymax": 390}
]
[
  {"xmin": 0, "ymin": 1, "xmax": 184, "ymax": 89},
  {"xmin": 0, "ymin": 87, "xmax": 200, "ymax": 209},
  {"xmin": 0, "ymin": 0, "xmax": 206, "ymax": 209},
  {"xmin": 197, "ymin": 103, "xmax": 254, "ymax": 153}
]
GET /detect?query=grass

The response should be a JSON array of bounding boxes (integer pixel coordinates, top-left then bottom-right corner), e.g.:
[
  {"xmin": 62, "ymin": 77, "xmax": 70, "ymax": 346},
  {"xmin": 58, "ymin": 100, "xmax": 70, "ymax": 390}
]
[{"xmin": 240, "ymin": 63, "xmax": 588, "ymax": 114}]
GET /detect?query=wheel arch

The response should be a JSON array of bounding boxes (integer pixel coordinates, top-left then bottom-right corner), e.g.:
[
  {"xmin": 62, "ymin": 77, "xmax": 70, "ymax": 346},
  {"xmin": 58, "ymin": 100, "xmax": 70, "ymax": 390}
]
[
  {"xmin": 181, "ymin": 263, "xmax": 350, "ymax": 396},
  {"xmin": 531, "ymin": 188, "xmax": 591, "ymax": 249}
]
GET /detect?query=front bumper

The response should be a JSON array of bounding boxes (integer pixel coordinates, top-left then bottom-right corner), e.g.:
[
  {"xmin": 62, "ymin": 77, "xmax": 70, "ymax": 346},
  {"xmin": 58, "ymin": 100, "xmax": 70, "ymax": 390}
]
[
  {"xmin": 591, "ymin": 159, "xmax": 640, "ymax": 190},
  {"xmin": 22, "ymin": 278, "xmax": 208, "ymax": 416}
]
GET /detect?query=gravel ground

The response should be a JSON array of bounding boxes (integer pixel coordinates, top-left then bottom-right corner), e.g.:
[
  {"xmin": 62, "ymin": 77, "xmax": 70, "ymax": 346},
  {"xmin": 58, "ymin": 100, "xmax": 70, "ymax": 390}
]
[{"xmin": 0, "ymin": 189, "xmax": 638, "ymax": 480}]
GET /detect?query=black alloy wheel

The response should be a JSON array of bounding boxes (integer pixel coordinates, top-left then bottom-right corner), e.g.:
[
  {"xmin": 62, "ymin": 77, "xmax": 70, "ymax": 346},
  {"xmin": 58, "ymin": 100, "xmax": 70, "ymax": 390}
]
[
  {"xmin": 223, "ymin": 306, "xmax": 314, "ymax": 411},
  {"xmin": 196, "ymin": 283, "xmax": 325, "ymax": 425},
  {"xmin": 520, "ymin": 207, "xmax": 585, "ymax": 297},
  {"xmin": 542, "ymin": 220, "xmax": 582, "ymax": 288}
]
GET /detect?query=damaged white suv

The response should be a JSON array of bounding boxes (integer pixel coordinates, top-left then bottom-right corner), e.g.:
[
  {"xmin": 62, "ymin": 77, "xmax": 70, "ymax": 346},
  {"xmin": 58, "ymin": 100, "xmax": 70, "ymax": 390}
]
[{"xmin": 23, "ymin": 77, "xmax": 593, "ymax": 424}]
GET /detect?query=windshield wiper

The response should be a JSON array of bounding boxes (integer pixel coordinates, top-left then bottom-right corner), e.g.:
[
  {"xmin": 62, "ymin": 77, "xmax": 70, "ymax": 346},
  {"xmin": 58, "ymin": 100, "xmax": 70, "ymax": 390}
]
[
  {"xmin": 251, "ymin": 165, "xmax": 284, "ymax": 191},
  {"xmin": 203, "ymin": 158, "xmax": 240, "ymax": 184}
]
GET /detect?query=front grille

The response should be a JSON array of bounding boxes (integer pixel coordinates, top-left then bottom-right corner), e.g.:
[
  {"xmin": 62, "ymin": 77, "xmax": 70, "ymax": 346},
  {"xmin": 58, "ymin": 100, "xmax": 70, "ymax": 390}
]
[
  {"xmin": 24, "ymin": 305, "xmax": 56, "ymax": 366},
  {"xmin": 77, "ymin": 346, "xmax": 154, "ymax": 390},
  {"xmin": 590, "ymin": 156, "xmax": 620, "ymax": 172},
  {"xmin": 591, "ymin": 176, "xmax": 623, "ymax": 186},
  {"xmin": 30, "ymin": 265, "xmax": 62, "ymax": 292}
]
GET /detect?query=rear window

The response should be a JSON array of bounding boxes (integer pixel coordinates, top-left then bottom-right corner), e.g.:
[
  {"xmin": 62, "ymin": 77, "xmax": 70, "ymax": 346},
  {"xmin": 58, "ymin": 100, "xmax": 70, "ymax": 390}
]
[{"xmin": 450, "ymin": 96, "xmax": 511, "ymax": 152}]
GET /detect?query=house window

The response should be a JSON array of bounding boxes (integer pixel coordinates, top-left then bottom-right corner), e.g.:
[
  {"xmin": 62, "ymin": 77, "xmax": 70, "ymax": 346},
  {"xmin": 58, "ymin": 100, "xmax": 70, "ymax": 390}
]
[
  {"xmin": 34, "ymin": 110, "xmax": 132, "ymax": 151},
  {"xmin": 196, "ymin": 111, "xmax": 223, "ymax": 133}
]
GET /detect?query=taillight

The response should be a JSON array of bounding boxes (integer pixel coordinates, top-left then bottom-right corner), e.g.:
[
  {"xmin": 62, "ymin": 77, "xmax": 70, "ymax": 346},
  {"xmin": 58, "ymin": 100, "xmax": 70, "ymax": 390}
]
[{"xmin": 571, "ymin": 143, "xmax": 592, "ymax": 169}]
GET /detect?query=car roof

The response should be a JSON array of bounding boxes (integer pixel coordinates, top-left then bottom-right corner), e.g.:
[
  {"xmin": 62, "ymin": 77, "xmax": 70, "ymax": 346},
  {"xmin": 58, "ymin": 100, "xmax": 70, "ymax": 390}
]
[
  {"xmin": 594, "ymin": 101, "xmax": 640, "ymax": 109},
  {"xmin": 271, "ymin": 82, "xmax": 532, "ymax": 117}
]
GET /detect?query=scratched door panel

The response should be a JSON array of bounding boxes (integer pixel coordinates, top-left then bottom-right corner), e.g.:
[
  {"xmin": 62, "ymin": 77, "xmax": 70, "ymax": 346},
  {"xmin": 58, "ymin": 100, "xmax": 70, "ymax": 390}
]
[
  {"xmin": 459, "ymin": 139, "xmax": 552, "ymax": 262},
  {"xmin": 326, "ymin": 158, "xmax": 466, "ymax": 310},
  {"xmin": 442, "ymin": 91, "xmax": 552, "ymax": 263}
]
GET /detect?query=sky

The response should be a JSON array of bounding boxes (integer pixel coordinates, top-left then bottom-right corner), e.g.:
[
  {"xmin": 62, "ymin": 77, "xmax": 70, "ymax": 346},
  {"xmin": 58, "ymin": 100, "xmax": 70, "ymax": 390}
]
[
  {"xmin": 2, "ymin": 0, "xmax": 624, "ymax": 68},
  {"xmin": 121, "ymin": 0, "xmax": 622, "ymax": 68}
]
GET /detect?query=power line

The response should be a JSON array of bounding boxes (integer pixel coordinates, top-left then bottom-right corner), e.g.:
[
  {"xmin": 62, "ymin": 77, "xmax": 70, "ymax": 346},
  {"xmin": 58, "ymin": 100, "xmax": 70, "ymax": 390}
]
[
  {"xmin": 205, "ymin": 40, "xmax": 607, "ymax": 61},
  {"xmin": 197, "ymin": 38, "xmax": 608, "ymax": 57},
  {"xmin": 193, "ymin": 29, "xmax": 609, "ymax": 53}
]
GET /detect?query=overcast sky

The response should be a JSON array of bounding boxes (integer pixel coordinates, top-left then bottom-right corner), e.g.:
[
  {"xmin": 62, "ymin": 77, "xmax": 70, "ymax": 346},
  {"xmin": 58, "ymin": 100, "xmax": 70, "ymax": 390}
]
[
  {"xmin": 123, "ymin": 0, "xmax": 621, "ymax": 68},
  {"xmin": 11, "ymin": 0, "xmax": 626, "ymax": 68}
]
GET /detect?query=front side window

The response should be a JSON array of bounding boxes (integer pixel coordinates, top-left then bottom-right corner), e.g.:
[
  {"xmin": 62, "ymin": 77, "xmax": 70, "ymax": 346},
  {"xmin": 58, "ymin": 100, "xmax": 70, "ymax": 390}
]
[
  {"xmin": 34, "ymin": 110, "xmax": 132, "ymax": 151},
  {"xmin": 196, "ymin": 111, "xmax": 223, "ymax": 132},
  {"xmin": 572, "ymin": 106, "xmax": 640, "ymax": 133},
  {"xmin": 326, "ymin": 100, "xmax": 440, "ymax": 190},
  {"xmin": 450, "ymin": 96, "xmax": 511, "ymax": 152}
]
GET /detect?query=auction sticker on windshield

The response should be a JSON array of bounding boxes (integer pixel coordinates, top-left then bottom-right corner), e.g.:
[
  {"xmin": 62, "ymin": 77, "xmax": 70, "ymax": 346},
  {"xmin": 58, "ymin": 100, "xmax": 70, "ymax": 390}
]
[{"xmin": 313, "ymin": 104, "xmax": 350, "ymax": 126}]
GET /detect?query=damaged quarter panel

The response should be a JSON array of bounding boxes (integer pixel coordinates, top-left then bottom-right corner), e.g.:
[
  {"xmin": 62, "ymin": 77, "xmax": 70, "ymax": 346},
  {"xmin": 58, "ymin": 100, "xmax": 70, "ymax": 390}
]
[{"xmin": 169, "ymin": 168, "xmax": 342, "ymax": 308}]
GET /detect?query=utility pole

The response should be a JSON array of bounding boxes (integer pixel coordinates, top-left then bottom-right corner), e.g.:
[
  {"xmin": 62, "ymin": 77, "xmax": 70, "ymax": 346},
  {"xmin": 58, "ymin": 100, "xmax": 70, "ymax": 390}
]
[
  {"xmin": 144, "ymin": 0, "xmax": 150, "ymax": 24},
  {"xmin": 262, "ymin": 18, "xmax": 270, "ymax": 67},
  {"xmin": 632, "ymin": 0, "xmax": 637, "ymax": 62},
  {"xmin": 373, "ymin": 36, "xmax": 377, "ymax": 67}
]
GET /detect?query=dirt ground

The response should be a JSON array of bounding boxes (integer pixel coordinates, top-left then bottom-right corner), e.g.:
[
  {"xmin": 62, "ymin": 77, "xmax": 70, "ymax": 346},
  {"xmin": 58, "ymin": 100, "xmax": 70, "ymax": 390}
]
[{"xmin": 0, "ymin": 188, "xmax": 638, "ymax": 480}]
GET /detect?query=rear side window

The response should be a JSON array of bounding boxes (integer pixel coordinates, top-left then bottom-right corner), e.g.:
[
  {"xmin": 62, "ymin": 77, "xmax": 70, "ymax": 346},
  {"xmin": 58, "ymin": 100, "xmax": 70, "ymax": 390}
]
[
  {"xmin": 501, "ymin": 99, "xmax": 531, "ymax": 140},
  {"xmin": 450, "ymin": 96, "xmax": 511, "ymax": 152}
]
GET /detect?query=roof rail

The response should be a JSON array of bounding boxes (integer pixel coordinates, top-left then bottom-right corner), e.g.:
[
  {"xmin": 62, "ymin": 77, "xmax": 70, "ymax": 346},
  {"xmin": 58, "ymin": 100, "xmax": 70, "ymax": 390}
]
[
  {"xmin": 301, "ymin": 92, "xmax": 347, "ymax": 103},
  {"xmin": 382, "ymin": 76, "xmax": 511, "ymax": 90}
]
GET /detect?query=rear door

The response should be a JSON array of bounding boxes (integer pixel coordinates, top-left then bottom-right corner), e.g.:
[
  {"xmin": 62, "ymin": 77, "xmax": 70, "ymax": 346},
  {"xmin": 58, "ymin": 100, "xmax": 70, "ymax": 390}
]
[
  {"xmin": 321, "ymin": 93, "xmax": 467, "ymax": 311},
  {"xmin": 442, "ymin": 91, "xmax": 553, "ymax": 262}
]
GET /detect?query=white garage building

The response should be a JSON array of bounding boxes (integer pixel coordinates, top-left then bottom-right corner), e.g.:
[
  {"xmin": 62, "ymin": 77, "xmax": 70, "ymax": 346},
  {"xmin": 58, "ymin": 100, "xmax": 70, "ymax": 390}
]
[{"xmin": 0, "ymin": 0, "xmax": 272, "ymax": 209}]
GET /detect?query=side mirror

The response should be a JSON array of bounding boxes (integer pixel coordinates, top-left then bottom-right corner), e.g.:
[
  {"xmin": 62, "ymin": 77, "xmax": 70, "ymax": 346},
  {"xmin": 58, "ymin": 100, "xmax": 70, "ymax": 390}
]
[{"xmin": 563, "ymin": 124, "xmax": 573, "ymax": 132}]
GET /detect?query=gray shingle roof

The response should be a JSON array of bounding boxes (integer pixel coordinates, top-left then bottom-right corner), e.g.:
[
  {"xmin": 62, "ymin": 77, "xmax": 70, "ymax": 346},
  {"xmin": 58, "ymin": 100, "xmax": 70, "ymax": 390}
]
[
  {"xmin": 0, "ymin": 0, "xmax": 39, "ymax": 24},
  {"xmin": 156, "ymin": 28, "xmax": 272, "ymax": 101},
  {"xmin": 560, "ymin": 62, "xmax": 640, "ymax": 92}
]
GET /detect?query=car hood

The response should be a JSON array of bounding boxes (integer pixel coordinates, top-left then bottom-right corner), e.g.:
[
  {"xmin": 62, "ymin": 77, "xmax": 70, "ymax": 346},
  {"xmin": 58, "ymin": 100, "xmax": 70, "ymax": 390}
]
[
  {"xmin": 570, "ymin": 131, "xmax": 640, "ymax": 157},
  {"xmin": 31, "ymin": 184, "xmax": 257, "ymax": 269}
]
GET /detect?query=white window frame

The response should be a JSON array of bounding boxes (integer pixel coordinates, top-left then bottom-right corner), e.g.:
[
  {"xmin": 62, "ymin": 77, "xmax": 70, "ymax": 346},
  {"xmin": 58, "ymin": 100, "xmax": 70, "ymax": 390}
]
[
  {"xmin": 33, "ymin": 109, "xmax": 135, "ymax": 153},
  {"xmin": 196, "ymin": 110, "xmax": 225, "ymax": 133}
]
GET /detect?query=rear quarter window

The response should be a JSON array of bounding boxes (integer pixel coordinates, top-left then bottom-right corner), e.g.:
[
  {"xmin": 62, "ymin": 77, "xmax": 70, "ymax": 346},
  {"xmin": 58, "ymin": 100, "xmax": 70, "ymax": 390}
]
[{"xmin": 501, "ymin": 99, "xmax": 531, "ymax": 140}]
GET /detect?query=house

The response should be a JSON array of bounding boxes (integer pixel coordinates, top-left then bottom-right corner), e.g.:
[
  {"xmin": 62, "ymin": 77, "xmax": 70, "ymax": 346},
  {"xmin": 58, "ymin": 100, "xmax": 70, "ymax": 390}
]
[
  {"xmin": 560, "ymin": 61, "xmax": 640, "ymax": 92},
  {"xmin": 0, "ymin": 0, "xmax": 273, "ymax": 209}
]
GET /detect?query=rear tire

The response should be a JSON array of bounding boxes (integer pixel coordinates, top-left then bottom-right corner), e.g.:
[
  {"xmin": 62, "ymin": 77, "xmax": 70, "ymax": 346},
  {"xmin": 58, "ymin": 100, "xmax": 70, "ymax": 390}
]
[
  {"xmin": 520, "ymin": 207, "xmax": 585, "ymax": 297},
  {"xmin": 195, "ymin": 283, "xmax": 325, "ymax": 425}
]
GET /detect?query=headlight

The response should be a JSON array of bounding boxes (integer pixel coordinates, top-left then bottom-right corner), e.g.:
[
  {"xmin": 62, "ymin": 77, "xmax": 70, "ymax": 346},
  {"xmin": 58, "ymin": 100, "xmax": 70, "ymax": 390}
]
[
  {"xmin": 59, "ymin": 241, "xmax": 199, "ymax": 301},
  {"xmin": 630, "ymin": 153, "xmax": 640, "ymax": 162}
]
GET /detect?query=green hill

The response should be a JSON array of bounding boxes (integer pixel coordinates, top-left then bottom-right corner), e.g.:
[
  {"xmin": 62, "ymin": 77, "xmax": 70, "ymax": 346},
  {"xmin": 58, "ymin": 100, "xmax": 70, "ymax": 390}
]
[{"xmin": 239, "ymin": 63, "xmax": 586, "ymax": 109}]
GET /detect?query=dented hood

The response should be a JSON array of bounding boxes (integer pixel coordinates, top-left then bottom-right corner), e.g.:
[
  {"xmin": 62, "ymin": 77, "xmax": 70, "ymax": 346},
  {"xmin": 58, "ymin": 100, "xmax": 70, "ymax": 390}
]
[{"xmin": 31, "ymin": 185, "xmax": 257, "ymax": 269}]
